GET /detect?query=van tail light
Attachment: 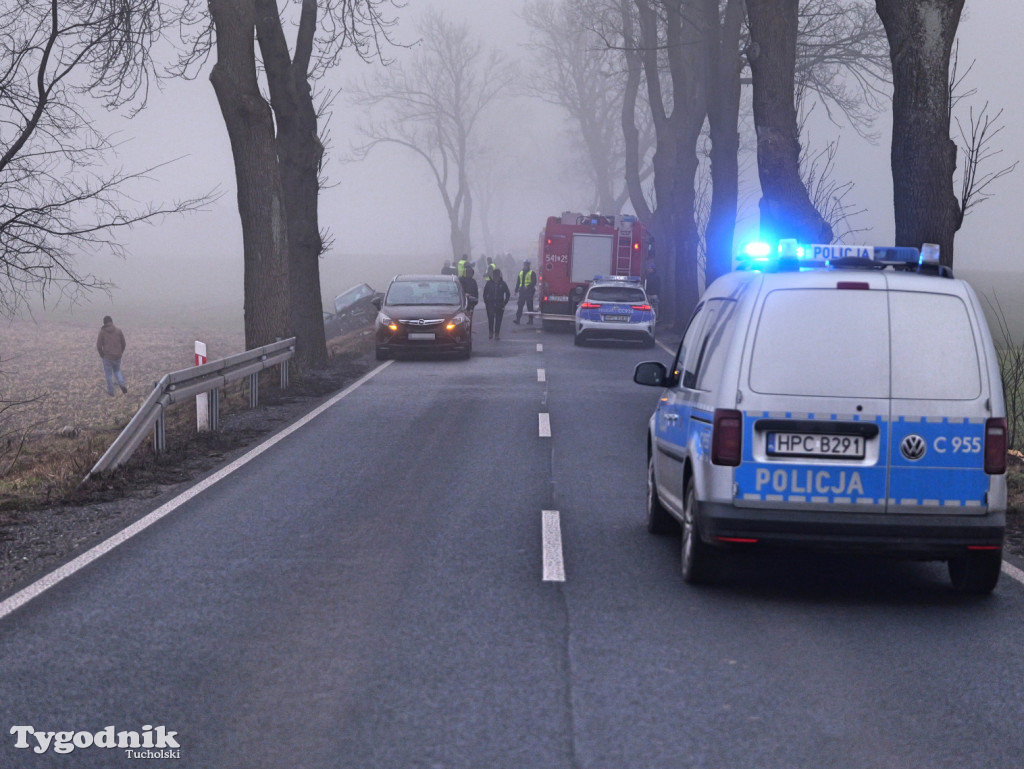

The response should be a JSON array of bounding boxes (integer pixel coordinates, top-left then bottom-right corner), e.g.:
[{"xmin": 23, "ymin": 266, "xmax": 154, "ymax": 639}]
[
  {"xmin": 984, "ymin": 417, "xmax": 1007, "ymax": 474},
  {"xmin": 631, "ymin": 304, "xmax": 652, "ymax": 311},
  {"xmin": 580, "ymin": 302, "xmax": 601, "ymax": 309},
  {"xmin": 711, "ymin": 409, "xmax": 743, "ymax": 466}
]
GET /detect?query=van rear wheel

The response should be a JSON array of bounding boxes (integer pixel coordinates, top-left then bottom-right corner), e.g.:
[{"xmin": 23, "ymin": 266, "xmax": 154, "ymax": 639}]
[
  {"xmin": 948, "ymin": 549, "xmax": 1002, "ymax": 595},
  {"xmin": 681, "ymin": 478, "xmax": 717, "ymax": 584}
]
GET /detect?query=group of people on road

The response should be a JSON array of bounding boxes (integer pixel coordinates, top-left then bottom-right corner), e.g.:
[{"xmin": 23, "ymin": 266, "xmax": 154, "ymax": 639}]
[{"xmin": 451, "ymin": 257, "xmax": 537, "ymax": 339}]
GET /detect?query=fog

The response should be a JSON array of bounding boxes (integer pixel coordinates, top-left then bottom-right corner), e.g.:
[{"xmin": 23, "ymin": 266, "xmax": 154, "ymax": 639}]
[{"xmin": 18, "ymin": 1, "xmax": 1024, "ymax": 337}]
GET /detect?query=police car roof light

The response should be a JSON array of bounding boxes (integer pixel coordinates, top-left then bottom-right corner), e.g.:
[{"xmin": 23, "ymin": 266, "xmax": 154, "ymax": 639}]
[{"xmin": 593, "ymin": 275, "xmax": 641, "ymax": 283}]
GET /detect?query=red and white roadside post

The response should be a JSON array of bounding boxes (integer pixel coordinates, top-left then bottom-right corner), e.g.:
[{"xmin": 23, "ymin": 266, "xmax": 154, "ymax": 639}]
[{"xmin": 195, "ymin": 341, "xmax": 209, "ymax": 432}]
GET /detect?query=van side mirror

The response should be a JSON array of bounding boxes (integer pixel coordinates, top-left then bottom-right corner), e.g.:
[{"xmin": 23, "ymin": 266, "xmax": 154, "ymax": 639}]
[
  {"xmin": 371, "ymin": 296, "xmax": 382, "ymax": 310},
  {"xmin": 634, "ymin": 361, "xmax": 668, "ymax": 387}
]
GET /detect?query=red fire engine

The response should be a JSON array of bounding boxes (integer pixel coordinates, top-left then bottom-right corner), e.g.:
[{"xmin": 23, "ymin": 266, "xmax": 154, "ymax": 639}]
[{"xmin": 536, "ymin": 212, "xmax": 654, "ymax": 327}]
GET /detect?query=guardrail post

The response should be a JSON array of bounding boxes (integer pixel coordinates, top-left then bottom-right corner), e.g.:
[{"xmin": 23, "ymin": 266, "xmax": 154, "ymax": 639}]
[
  {"xmin": 154, "ymin": 405, "xmax": 166, "ymax": 455},
  {"xmin": 249, "ymin": 372, "xmax": 259, "ymax": 409},
  {"xmin": 280, "ymin": 359, "xmax": 290, "ymax": 390},
  {"xmin": 209, "ymin": 387, "xmax": 220, "ymax": 431}
]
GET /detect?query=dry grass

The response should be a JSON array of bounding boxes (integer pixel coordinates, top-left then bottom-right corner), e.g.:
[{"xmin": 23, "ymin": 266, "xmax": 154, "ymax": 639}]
[{"xmin": 1, "ymin": 318, "xmax": 245, "ymax": 507}]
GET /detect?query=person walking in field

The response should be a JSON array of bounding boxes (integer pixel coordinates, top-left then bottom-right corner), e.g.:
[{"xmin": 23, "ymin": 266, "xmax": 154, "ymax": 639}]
[
  {"xmin": 96, "ymin": 315, "xmax": 127, "ymax": 396},
  {"xmin": 483, "ymin": 268, "xmax": 511, "ymax": 339}
]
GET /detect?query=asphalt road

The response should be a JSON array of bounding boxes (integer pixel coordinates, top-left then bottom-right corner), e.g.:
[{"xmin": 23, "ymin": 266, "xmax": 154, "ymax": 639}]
[{"xmin": 2, "ymin": 316, "xmax": 1024, "ymax": 768}]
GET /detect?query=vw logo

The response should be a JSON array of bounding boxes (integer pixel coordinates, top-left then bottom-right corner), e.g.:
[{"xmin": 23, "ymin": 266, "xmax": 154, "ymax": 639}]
[{"xmin": 900, "ymin": 434, "xmax": 927, "ymax": 461}]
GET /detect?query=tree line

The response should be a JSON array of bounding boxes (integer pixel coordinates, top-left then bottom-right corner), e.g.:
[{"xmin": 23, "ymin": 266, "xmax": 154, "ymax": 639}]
[{"xmin": 0, "ymin": 0, "xmax": 1012, "ymax": 367}]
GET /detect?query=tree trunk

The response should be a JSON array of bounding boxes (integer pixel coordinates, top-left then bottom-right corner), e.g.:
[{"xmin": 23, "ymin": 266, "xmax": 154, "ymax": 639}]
[
  {"xmin": 256, "ymin": 0, "xmax": 327, "ymax": 369},
  {"xmin": 875, "ymin": 0, "xmax": 963, "ymax": 269},
  {"xmin": 703, "ymin": 0, "xmax": 744, "ymax": 286},
  {"xmin": 209, "ymin": 0, "xmax": 291, "ymax": 351},
  {"xmin": 632, "ymin": 0, "xmax": 706, "ymax": 327},
  {"xmin": 746, "ymin": 0, "xmax": 832, "ymax": 244}
]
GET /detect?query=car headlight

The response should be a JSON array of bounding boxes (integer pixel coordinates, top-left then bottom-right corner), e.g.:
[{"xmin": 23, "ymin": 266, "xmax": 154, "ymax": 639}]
[
  {"xmin": 446, "ymin": 312, "xmax": 469, "ymax": 330},
  {"xmin": 378, "ymin": 314, "xmax": 398, "ymax": 331}
]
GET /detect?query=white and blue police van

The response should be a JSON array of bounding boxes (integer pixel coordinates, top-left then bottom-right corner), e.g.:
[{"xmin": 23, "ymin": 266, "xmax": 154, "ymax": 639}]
[{"xmin": 633, "ymin": 241, "xmax": 1008, "ymax": 593}]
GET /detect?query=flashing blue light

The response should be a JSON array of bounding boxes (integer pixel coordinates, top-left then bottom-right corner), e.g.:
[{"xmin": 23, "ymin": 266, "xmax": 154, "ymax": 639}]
[{"xmin": 742, "ymin": 242, "xmax": 772, "ymax": 258}]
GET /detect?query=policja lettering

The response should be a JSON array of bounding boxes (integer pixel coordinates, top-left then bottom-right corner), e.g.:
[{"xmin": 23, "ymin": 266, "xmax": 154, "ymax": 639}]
[{"xmin": 754, "ymin": 468, "xmax": 864, "ymax": 496}]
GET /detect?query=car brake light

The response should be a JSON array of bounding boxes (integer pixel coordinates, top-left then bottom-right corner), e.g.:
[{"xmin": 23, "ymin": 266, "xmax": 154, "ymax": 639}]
[
  {"xmin": 580, "ymin": 302, "xmax": 601, "ymax": 309},
  {"xmin": 711, "ymin": 409, "xmax": 742, "ymax": 466},
  {"xmin": 984, "ymin": 417, "xmax": 1007, "ymax": 474},
  {"xmin": 631, "ymin": 304, "xmax": 652, "ymax": 311}
]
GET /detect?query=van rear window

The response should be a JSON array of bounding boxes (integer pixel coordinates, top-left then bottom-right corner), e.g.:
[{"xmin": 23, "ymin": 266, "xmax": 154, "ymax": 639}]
[
  {"xmin": 889, "ymin": 291, "xmax": 981, "ymax": 400},
  {"xmin": 749, "ymin": 289, "xmax": 890, "ymax": 397}
]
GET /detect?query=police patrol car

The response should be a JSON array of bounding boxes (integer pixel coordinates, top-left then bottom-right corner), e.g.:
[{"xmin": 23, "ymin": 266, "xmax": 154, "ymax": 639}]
[
  {"xmin": 574, "ymin": 276, "xmax": 656, "ymax": 347},
  {"xmin": 633, "ymin": 240, "xmax": 1008, "ymax": 593}
]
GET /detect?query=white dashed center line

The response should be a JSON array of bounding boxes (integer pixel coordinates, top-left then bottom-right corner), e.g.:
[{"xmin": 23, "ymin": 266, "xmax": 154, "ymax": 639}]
[
  {"xmin": 536, "ymin": 343, "xmax": 544, "ymax": 352},
  {"xmin": 538, "ymin": 413, "xmax": 551, "ymax": 437},
  {"xmin": 537, "ymin": 368, "xmax": 546, "ymax": 382},
  {"xmin": 542, "ymin": 510, "xmax": 565, "ymax": 582}
]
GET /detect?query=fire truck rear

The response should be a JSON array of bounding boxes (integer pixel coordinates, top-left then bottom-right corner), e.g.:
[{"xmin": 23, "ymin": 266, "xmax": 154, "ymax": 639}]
[{"xmin": 536, "ymin": 212, "xmax": 654, "ymax": 327}]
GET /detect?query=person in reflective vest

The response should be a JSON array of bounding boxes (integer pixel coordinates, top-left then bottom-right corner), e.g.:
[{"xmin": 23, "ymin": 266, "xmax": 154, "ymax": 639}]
[
  {"xmin": 514, "ymin": 260, "xmax": 537, "ymax": 325},
  {"xmin": 457, "ymin": 255, "xmax": 469, "ymax": 277},
  {"xmin": 484, "ymin": 256, "xmax": 496, "ymax": 280}
]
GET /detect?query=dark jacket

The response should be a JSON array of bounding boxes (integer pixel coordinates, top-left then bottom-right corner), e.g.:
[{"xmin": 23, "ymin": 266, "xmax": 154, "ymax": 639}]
[
  {"xmin": 483, "ymin": 278, "xmax": 511, "ymax": 308},
  {"xmin": 459, "ymin": 275, "xmax": 479, "ymax": 301},
  {"xmin": 96, "ymin": 322, "xmax": 126, "ymax": 361}
]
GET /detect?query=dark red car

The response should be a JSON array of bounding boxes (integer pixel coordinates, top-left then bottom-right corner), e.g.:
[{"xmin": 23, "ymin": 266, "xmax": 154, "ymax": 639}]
[{"xmin": 373, "ymin": 275, "xmax": 477, "ymax": 361}]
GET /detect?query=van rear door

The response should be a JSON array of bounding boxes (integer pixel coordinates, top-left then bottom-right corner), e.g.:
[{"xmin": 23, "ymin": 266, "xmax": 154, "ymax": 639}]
[
  {"xmin": 734, "ymin": 275, "xmax": 891, "ymax": 513},
  {"xmin": 885, "ymin": 285, "xmax": 990, "ymax": 514}
]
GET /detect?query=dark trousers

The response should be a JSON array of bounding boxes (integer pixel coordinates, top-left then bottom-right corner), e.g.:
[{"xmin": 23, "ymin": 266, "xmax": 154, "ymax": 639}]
[
  {"xmin": 486, "ymin": 305, "xmax": 505, "ymax": 336},
  {"xmin": 516, "ymin": 288, "xmax": 535, "ymax": 323}
]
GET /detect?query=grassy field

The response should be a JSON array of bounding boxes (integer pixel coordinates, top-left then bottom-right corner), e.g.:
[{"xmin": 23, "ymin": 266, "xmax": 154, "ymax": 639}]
[{"xmin": 1, "ymin": 318, "xmax": 246, "ymax": 506}]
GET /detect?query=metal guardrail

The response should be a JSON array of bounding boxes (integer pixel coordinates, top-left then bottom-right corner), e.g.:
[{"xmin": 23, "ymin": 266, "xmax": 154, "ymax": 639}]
[{"xmin": 83, "ymin": 337, "xmax": 296, "ymax": 482}]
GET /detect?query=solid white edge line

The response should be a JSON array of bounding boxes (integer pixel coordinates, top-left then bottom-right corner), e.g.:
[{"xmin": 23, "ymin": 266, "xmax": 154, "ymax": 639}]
[
  {"xmin": 542, "ymin": 510, "xmax": 565, "ymax": 582},
  {"xmin": 656, "ymin": 339, "xmax": 675, "ymax": 355},
  {"xmin": 537, "ymin": 368, "xmax": 546, "ymax": 383},
  {"xmin": 538, "ymin": 413, "xmax": 551, "ymax": 438},
  {"xmin": 0, "ymin": 361, "xmax": 395, "ymax": 622},
  {"xmin": 1002, "ymin": 559, "xmax": 1024, "ymax": 586}
]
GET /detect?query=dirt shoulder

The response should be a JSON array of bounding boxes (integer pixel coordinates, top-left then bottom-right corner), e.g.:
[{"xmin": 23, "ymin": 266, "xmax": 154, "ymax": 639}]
[{"xmin": 0, "ymin": 351, "xmax": 374, "ymax": 598}]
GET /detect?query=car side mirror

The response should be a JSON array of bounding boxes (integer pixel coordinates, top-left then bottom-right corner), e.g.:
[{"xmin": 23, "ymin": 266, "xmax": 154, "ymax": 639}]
[
  {"xmin": 371, "ymin": 297, "xmax": 382, "ymax": 310},
  {"xmin": 634, "ymin": 361, "xmax": 668, "ymax": 387}
]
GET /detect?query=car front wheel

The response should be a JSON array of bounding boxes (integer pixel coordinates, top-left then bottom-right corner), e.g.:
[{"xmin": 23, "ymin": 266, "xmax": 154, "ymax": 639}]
[
  {"xmin": 375, "ymin": 347, "xmax": 388, "ymax": 361},
  {"xmin": 682, "ymin": 477, "xmax": 717, "ymax": 585}
]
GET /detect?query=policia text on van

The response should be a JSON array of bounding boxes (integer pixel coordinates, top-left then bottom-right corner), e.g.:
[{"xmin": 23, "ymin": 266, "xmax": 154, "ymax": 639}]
[{"xmin": 634, "ymin": 241, "xmax": 1008, "ymax": 594}]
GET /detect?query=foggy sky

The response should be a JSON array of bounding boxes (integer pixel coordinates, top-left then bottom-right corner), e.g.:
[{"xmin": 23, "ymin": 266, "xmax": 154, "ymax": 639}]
[{"xmin": 43, "ymin": 1, "xmax": 1024, "ymax": 326}]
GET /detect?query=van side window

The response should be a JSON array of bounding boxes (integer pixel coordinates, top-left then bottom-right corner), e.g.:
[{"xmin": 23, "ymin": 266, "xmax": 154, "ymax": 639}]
[
  {"xmin": 680, "ymin": 300, "xmax": 723, "ymax": 389},
  {"xmin": 695, "ymin": 299, "xmax": 739, "ymax": 390},
  {"xmin": 674, "ymin": 302, "xmax": 704, "ymax": 384}
]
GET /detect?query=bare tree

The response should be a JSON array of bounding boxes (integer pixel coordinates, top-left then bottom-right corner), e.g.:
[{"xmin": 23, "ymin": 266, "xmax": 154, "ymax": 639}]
[
  {"xmin": 875, "ymin": 0, "xmax": 964, "ymax": 268},
  {"xmin": 350, "ymin": 11, "xmax": 516, "ymax": 261},
  {"xmin": 0, "ymin": 0, "xmax": 212, "ymax": 317},
  {"xmin": 746, "ymin": 0, "xmax": 832, "ymax": 244},
  {"xmin": 178, "ymin": 0, "xmax": 398, "ymax": 363},
  {"xmin": 620, "ymin": 0, "xmax": 709, "ymax": 327},
  {"xmin": 522, "ymin": 0, "xmax": 653, "ymax": 215}
]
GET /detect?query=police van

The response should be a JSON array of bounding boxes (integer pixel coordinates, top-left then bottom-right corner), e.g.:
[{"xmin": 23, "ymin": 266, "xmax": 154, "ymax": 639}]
[{"xmin": 633, "ymin": 241, "xmax": 1008, "ymax": 593}]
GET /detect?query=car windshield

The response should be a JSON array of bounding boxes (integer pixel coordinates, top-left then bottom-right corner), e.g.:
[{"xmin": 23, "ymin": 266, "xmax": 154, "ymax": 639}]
[
  {"xmin": 386, "ymin": 281, "xmax": 462, "ymax": 306},
  {"xmin": 587, "ymin": 286, "xmax": 646, "ymax": 303}
]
